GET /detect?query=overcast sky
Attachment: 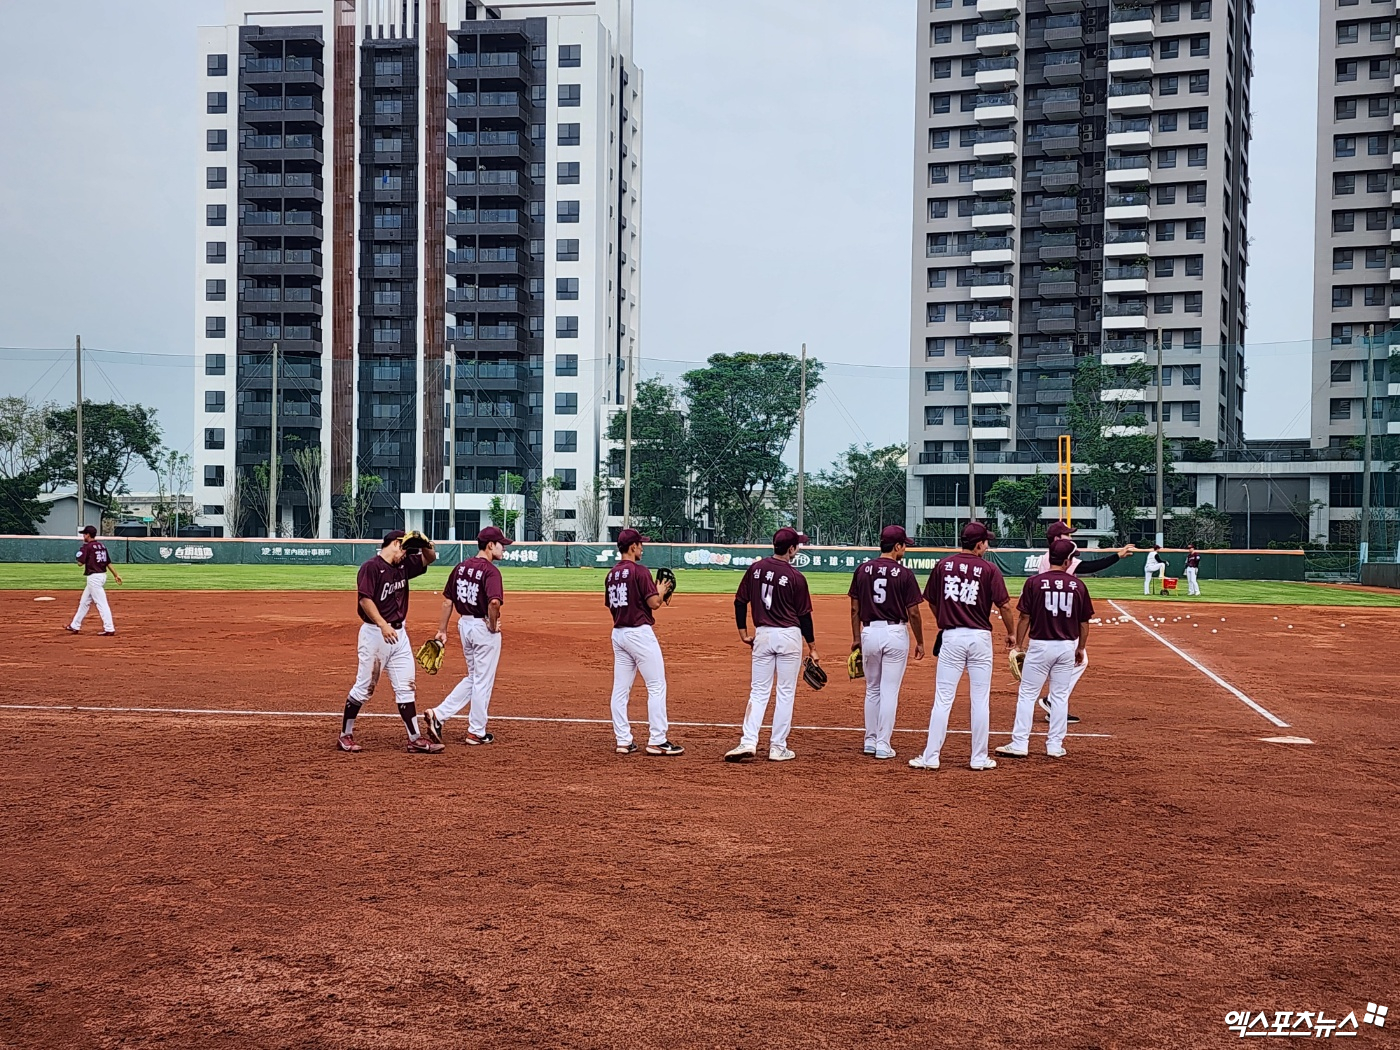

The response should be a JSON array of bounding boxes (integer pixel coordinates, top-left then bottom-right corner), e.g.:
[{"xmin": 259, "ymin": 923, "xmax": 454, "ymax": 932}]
[{"xmin": 0, "ymin": 0, "xmax": 1321, "ymax": 482}]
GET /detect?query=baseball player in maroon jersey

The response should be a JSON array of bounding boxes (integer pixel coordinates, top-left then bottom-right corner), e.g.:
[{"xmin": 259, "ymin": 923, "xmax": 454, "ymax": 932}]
[
  {"xmin": 909, "ymin": 521, "xmax": 1014, "ymax": 771},
  {"xmin": 66, "ymin": 525, "xmax": 122, "ymax": 636},
  {"xmin": 420, "ymin": 525, "xmax": 510, "ymax": 747},
  {"xmin": 337, "ymin": 530, "xmax": 442, "ymax": 754},
  {"xmin": 997, "ymin": 537, "xmax": 1093, "ymax": 760},
  {"xmin": 1185, "ymin": 544, "xmax": 1202, "ymax": 595},
  {"xmin": 1032, "ymin": 520, "xmax": 1132, "ymax": 724},
  {"xmin": 605, "ymin": 528, "xmax": 682, "ymax": 756},
  {"xmin": 848, "ymin": 524, "xmax": 925, "ymax": 760},
  {"xmin": 725, "ymin": 526, "xmax": 819, "ymax": 763}
]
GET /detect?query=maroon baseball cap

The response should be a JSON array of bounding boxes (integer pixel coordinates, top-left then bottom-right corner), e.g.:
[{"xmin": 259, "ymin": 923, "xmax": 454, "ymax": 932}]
[
  {"xmin": 773, "ymin": 527, "xmax": 808, "ymax": 550},
  {"xmin": 880, "ymin": 524, "xmax": 910, "ymax": 547},
  {"xmin": 961, "ymin": 521, "xmax": 995, "ymax": 547},
  {"xmin": 616, "ymin": 528, "xmax": 650, "ymax": 551},
  {"xmin": 381, "ymin": 529, "xmax": 407, "ymax": 547},
  {"xmin": 477, "ymin": 526, "xmax": 513, "ymax": 547},
  {"xmin": 1046, "ymin": 520, "xmax": 1076, "ymax": 541},
  {"xmin": 1048, "ymin": 537, "xmax": 1077, "ymax": 564}
]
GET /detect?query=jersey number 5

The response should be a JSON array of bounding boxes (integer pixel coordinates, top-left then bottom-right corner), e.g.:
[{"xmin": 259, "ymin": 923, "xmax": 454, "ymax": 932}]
[{"xmin": 872, "ymin": 578, "xmax": 887, "ymax": 605}]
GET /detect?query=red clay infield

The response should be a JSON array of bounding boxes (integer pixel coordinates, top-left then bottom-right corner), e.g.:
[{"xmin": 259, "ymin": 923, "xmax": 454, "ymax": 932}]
[{"xmin": 1, "ymin": 590, "xmax": 1397, "ymax": 1048}]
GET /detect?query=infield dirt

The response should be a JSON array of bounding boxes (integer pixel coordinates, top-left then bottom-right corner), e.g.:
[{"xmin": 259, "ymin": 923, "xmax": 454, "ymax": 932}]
[{"xmin": 1, "ymin": 590, "xmax": 1397, "ymax": 1048}]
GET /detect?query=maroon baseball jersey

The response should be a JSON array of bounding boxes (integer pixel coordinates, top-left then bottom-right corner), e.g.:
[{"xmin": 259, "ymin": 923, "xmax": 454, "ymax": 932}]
[
  {"xmin": 1017, "ymin": 570, "xmax": 1094, "ymax": 642},
  {"xmin": 848, "ymin": 557, "xmax": 924, "ymax": 625},
  {"xmin": 1186, "ymin": 551, "xmax": 1201, "ymax": 569},
  {"xmin": 356, "ymin": 551, "xmax": 427, "ymax": 624},
  {"xmin": 925, "ymin": 553, "xmax": 1009, "ymax": 632},
  {"xmin": 444, "ymin": 557, "xmax": 504, "ymax": 617},
  {"xmin": 76, "ymin": 540, "xmax": 110, "ymax": 575},
  {"xmin": 604, "ymin": 560, "xmax": 657, "ymax": 628},
  {"xmin": 735, "ymin": 556, "xmax": 813, "ymax": 629}
]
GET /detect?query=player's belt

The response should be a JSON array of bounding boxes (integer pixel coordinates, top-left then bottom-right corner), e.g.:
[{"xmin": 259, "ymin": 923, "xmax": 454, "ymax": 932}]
[
  {"xmin": 863, "ymin": 619, "xmax": 906, "ymax": 626},
  {"xmin": 389, "ymin": 620, "xmax": 404, "ymax": 629}
]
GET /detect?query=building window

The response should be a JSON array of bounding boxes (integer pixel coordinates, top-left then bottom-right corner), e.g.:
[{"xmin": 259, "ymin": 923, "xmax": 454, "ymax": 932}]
[
  {"xmin": 1185, "ymin": 219, "xmax": 1206, "ymax": 240},
  {"xmin": 930, "ymin": 199, "xmax": 949, "ymax": 219},
  {"xmin": 933, "ymin": 23, "xmax": 952, "ymax": 43},
  {"xmin": 1161, "ymin": 1, "xmax": 1180, "ymax": 19},
  {"xmin": 1156, "ymin": 257, "xmax": 1176, "ymax": 277},
  {"xmin": 1369, "ymin": 58, "xmax": 1390, "ymax": 80},
  {"xmin": 1368, "ymin": 134, "xmax": 1389, "ymax": 156},
  {"xmin": 205, "ymin": 353, "xmax": 226, "ymax": 375},
  {"xmin": 1156, "ymin": 221, "xmax": 1176, "ymax": 242},
  {"xmin": 926, "ymin": 371, "xmax": 947, "ymax": 392},
  {"xmin": 558, "ymin": 84, "xmax": 581, "ymax": 106},
  {"xmin": 1366, "ymin": 171, "xmax": 1388, "ymax": 193},
  {"xmin": 1181, "ymin": 401, "xmax": 1201, "ymax": 423},
  {"xmin": 1331, "ymin": 361, "xmax": 1355, "ymax": 383},
  {"xmin": 1156, "ymin": 185, "xmax": 1177, "ymax": 205},
  {"xmin": 1335, "ymin": 97, "xmax": 1358, "ymax": 120},
  {"xmin": 926, "ymin": 337, "xmax": 946, "ymax": 357},
  {"xmin": 557, "ymin": 201, "xmax": 580, "ymax": 223},
  {"xmin": 558, "ymin": 123, "xmax": 581, "ymax": 146},
  {"xmin": 1159, "ymin": 39, "xmax": 1180, "ymax": 60},
  {"xmin": 205, "ymin": 316, "xmax": 226, "ymax": 338},
  {"xmin": 1332, "ymin": 286, "xmax": 1354, "ymax": 308},
  {"xmin": 1334, "ymin": 173, "xmax": 1356, "ymax": 195},
  {"xmin": 207, "ymin": 91, "xmax": 227, "ymax": 113},
  {"xmin": 205, "ymin": 390, "xmax": 225, "ymax": 413},
  {"xmin": 1184, "ymin": 292, "xmax": 1203, "ymax": 314},
  {"xmin": 1334, "ymin": 248, "xmax": 1355, "ymax": 271},
  {"xmin": 206, "ymin": 241, "xmax": 226, "ymax": 264},
  {"xmin": 555, "ymin": 277, "xmax": 580, "ymax": 300},
  {"xmin": 556, "ymin": 354, "xmax": 578, "ymax": 376},
  {"xmin": 555, "ymin": 392, "xmax": 578, "ymax": 415},
  {"xmin": 204, "ymin": 428, "xmax": 225, "ymax": 450},
  {"xmin": 930, "ymin": 129, "xmax": 950, "ymax": 150},
  {"xmin": 1364, "ymin": 284, "xmax": 1386, "ymax": 306},
  {"xmin": 1336, "ymin": 60, "xmax": 1358, "ymax": 83},
  {"xmin": 1369, "ymin": 97, "xmax": 1391, "ymax": 119},
  {"xmin": 953, "ymin": 406, "xmax": 968, "ymax": 426},
  {"xmin": 556, "ymin": 316, "xmax": 579, "ymax": 338},
  {"xmin": 1188, "ymin": 72, "xmax": 1209, "ymax": 93},
  {"xmin": 1154, "ymin": 294, "xmax": 1175, "ymax": 314},
  {"xmin": 206, "ymin": 166, "xmax": 227, "ymax": 189},
  {"xmin": 928, "ymin": 163, "xmax": 949, "ymax": 184},
  {"xmin": 207, "ymin": 129, "xmax": 227, "ymax": 151},
  {"xmin": 207, "ymin": 54, "xmax": 228, "ymax": 76},
  {"xmin": 558, "ymin": 161, "xmax": 580, "ymax": 184},
  {"xmin": 1185, "ymin": 255, "xmax": 1204, "ymax": 276},
  {"xmin": 206, "ymin": 204, "xmax": 226, "ymax": 227},
  {"xmin": 203, "ymin": 504, "xmax": 225, "ymax": 516},
  {"xmin": 932, "ymin": 58, "xmax": 952, "ymax": 79},
  {"xmin": 1333, "ymin": 211, "xmax": 1356, "ymax": 233},
  {"xmin": 554, "ymin": 430, "xmax": 577, "ymax": 452},
  {"xmin": 1365, "ymin": 247, "xmax": 1387, "ymax": 268},
  {"xmin": 1366, "ymin": 208, "xmax": 1388, "ymax": 230},
  {"xmin": 1159, "ymin": 74, "xmax": 1179, "ymax": 95},
  {"xmin": 1334, "ymin": 136, "xmax": 1356, "ymax": 158},
  {"xmin": 1157, "ymin": 148, "xmax": 1177, "ymax": 168},
  {"xmin": 1158, "ymin": 112, "xmax": 1178, "ymax": 132},
  {"xmin": 554, "ymin": 468, "xmax": 577, "ymax": 490},
  {"xmin": 204, "ymin": 465, "xmax": 225, "ymax": 487},
  {"xmin": 1330, "ymin": 398, "xmax": 1353, "ymax": 421},
  {"xmin": 927, "ymin": 303, "xmax": 947, "ymax": 323},
  {"xmin": 1188, "ymin": 109, "xmax": 1208, "ymax": 131},
  {"xmin": 206, "ymin": 279, "xmax": 226, "ymax": 301},
  {"xmin": 1339, "ymin": 22, "xmax": 1362, "ymax": 44},
  {"xmin": 1189, "ymin": 0, "xmax": 1210, "ymax": 17},
  {"xmin": 925, "ymin": 406, "xmax": 945, "ymax": 426},
  {"xmin": 1372, "ymin": 19, "xmax": 1393, "ymax": 41},
  {"xmin": 1189, "ymin": 34, "xmax": 1210, "ymax": 56},
  {"xmin": 559, "ymin": 44, "xmax": 581, "ymax": 67},
  {"xmin": 557, "ymin": 238, "xmax": 580, "ymax": 261},
  {"xmin": 931, "ymin": 93, "xmax": 951, "ymax": 115}
]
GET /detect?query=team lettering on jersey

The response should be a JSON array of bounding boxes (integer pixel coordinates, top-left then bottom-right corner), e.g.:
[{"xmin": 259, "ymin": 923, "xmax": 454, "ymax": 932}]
[
  {"xmin": 942, "ymin": 561, "xmax": 983, "ymax": 606},
  {"xmin": 379, "ymin": 577, "xmax": 407, "ymax": 603},
  {"xmin": 1038, "ymin": 575, "xmax": 1082, "ymax": 617},
  {"xmin": 456, "ymin": 564, "xmax": 486, "ymax": 608},
  {"xmin": 607, "ymin": 566, "xmax": 632, "ymax": 609}
]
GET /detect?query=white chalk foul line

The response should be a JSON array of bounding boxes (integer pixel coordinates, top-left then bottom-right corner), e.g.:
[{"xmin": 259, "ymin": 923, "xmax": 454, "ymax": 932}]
[
  {"xmin": 1107, "ymin": 600, "xmax": 1290, "ymax": 729},
  {"xmin": 0, "ymin": 704, "xmax": 1114, "ymax": 739}
]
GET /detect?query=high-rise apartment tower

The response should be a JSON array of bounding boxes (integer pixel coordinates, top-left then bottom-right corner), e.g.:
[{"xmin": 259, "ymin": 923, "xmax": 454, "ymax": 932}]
[
  {"xmin": 194, "ymin": 0, "xmax": 641, "ymax": 539},
  {"xmin": 906, "ymin": 0, "xmax": 1253, "ymax": 534}
]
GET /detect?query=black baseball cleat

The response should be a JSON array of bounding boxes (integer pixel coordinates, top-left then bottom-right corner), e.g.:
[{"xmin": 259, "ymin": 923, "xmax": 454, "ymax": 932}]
[{"xmin": 645, "ymin": 740, "xmax": 685, "ymax": 756}]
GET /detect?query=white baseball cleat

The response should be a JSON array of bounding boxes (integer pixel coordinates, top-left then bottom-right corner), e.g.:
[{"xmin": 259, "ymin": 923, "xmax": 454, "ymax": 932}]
[
  {"xmin": 969, "ymin": 758, "xmax": 998, "ymax": 770},
  {"xmin": 1046, "ymin": 746, "xmax": 1067, "ymax": 758},
  {"xmin": 908, "ymin": 755, "xmax": 939, "ymax": 771},
  {"xmin": 873, "ymin": 747, "xmax": 897, "ymax": 760},
  {"xmin": 994, "ymin": 743, "xmax": 1028, "ymax": 759},
  {"xmin": 724, "ymin": 744, "xmax": 756, "ymax": 762},
  {"xmin": 767, "ymin": 747, "xmax": 796, "ymax": 762}
]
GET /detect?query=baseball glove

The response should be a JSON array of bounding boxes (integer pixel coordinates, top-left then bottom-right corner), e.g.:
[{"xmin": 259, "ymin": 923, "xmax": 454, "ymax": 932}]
[
  {"xmin": 1008, "ymin": 649, "xmax": 1025, "ymax": 681},
  {"xmin": 401, "ymin": 529, "xmax": 434, "ymax": 553},
  {"xmin": 847, "ymin": 648, "xmax": 864, "ymax": 680},
  {"xmin": 655, "ymin": 566, "xmax": 677, "ymax": 604},
  {"xmin": 802, "ymin": 656, "xmax": 827, "ymax": 691},
  {"xmin": 415, "ymin": 637, "xmax": 444, "ymax": 675}
]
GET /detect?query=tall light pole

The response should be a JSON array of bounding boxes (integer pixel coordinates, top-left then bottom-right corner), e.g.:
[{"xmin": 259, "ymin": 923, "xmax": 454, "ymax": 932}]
[
  {"xmin": 796, "ymin": 342, "xmax": 807, "ymax": 533},
  {"xmin": 1154, "ymin": 328, "xmax": 1164, "ymax": 547},
  {"xmin": 268, "ymin": 341, "xmax": 280, "ymax": 538},
  {"xmin": 75, "ymin": 335, "xmax": 85, "ymax": 525},
  {"xmin": 622, "ymin": 341, "xmax": 635, "ymax": 528},
  {"xmin": 1360, "ymin": 324, "xmax": 1375, "ymax": 564},
  {"xmin": 448, "ymin": 342, "xmax": 457, "ymax": 542}
]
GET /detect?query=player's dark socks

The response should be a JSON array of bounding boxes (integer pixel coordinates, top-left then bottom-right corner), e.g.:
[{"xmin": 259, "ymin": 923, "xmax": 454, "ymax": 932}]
[
  {"xmin": 342, "ymin": 699, "xmax": 363, "ymax": 736},
  {"xmin": 397, "ymin": 702, "xmax": 420, "ymax": 739}
]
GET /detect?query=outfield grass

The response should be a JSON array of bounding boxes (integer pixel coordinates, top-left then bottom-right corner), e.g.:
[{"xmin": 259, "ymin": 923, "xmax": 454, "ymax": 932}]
[{"xmin": 3, "ymin": 562, "xmax": 1399, "ymax": 606}]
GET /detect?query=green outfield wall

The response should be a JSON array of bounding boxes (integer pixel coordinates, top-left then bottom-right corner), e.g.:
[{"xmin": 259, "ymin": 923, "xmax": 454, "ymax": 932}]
[{"xmin": 0, "ymin": 536, "xmax": 1305, "ymax": 581}]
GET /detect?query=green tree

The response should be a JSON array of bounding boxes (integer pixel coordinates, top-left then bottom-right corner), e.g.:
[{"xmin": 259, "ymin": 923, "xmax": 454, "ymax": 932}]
[
  {"xmin": 1066, "ymin": 359, "xmax": 1168, "ymax": 542},
  {"xmin": 0, "ymin": 472, "xmax": 48, "ymax": 534},
  {"xmin": 1164, "ymin": 502, "xmax": 1232, "ymax": 548},
  {"xmin": 0, "ymin": 396, "xmax": 58, "ymax": 481},
  {"xmin": 682, "ymin": 353, "xmax": 824, "ymax": 543},
  {"xmin": 44, "ymin": 401, "xmax": 163, "ymax": 505},
  {"xmin": 335, "ymin": 473, "xmax": 384, "ymax": 538},
  {"xmin": 985, "ymin": 472, "xmax": 1052, "ymax": 545},
  {"xmin": 800, "ymin": 443, "xmax": 908, "ymax": 546},
  {"xmin": 488, "ymin": 472, "xmax": 524, "ymax": 536},
  {"xmin": 605, "ymin": 379, "xmax": 692, "ymax": 541},
  {"xmin": 533, "ymin": 473, "xmax": 564, "ymax": 542}
]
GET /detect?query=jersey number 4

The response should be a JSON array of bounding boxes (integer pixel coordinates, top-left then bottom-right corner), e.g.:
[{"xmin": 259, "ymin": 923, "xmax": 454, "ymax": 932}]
[
  {"xmin": 760, "ymin": 583, "xmax": 774, "ymax": 609},
  {"xmin": 1044, "ymin": 591, "xmax": 1074, "ymax": 617}
]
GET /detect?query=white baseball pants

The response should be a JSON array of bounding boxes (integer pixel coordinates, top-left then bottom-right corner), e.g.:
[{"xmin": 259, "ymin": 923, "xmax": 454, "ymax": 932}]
[
  {"xmin": 917, "ymin": 627, "xmax": 993, "ymax": 767},
  {"xmin": 1010, "ymin": 639, "xmax": 1078, "ymax": 754},
  {"xmin": 1038, "ymin": 648, "xmax": 1088, "ymax": 699},
  {"xmin": 861, "ymin": 621, "xmax": 910, "ymax": 754},
  {"xmin": 70, "ymin": 574, "xmax": 114, "ymax": 632},
  {"xmin": 348, "ymin": 622, "xmax": 416, "ymax": 707},
  {"xmin": 1144, "ymin": 567, "xmax": 1164, "ymax": 595},
  {"xmin": 433, "ymin": 616, "xmax": 502, "ymax": 736},
  {"xmin": 1186, "ymin": 566, "xmax": 1200, "ymax": 595},
  {"xmin": 610, "ymin": 625, "xmax": 669, "ymax": 747},
  {"xmin": 739, "ymin": 625, "xmax": 803, "ymax": 751}
]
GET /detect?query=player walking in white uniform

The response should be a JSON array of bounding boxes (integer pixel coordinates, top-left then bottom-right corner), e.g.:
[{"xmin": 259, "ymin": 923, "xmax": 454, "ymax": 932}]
[
  {"xmin": 66, "ymin": 525, "xmax": 122, "ymax": 635},
  {"xmin": 910, "ymin": 521, "xmax": 1014, "ymax": 772},
  {"xmin": 605, "ymin": 529, "xmax": 682, "ymax": 756},
  {"xmin": 420, "ymin": 525, "xmax": 511, "ymax": 748},
  {"xmin": 997, "ymin": 537, "xmax": 1094, "ymax": 761},
  {"xmin": 725, "ymin": 527, "xmax": 819, "ymax": 763},
  {"xmin": 848, "ymin": 525, "xmax": 925, "ymax": 760},
  {"xmin": 337, "ymin": 530, "xmax": 442, "ymax": 754}
]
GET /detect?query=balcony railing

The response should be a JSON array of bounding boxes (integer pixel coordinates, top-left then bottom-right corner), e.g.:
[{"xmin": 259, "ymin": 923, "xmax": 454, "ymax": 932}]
[
  {"xmin": 1042, "ymin": 195, "xmax": 1078, "ymax": 211},
  {"xmin": 1040, "ymin": 87, "xmax": 1080, "ymax": 103},
  {"xmin": 1045, "ymin": 13, "xmax": 1081, "ymax": 28},
  {"xmin": 449, "ymin": 52, "xmax": 522, "ymax": 68},
  {"xmin": 973, "ymin": 163, "xmax": 1016, "ymax": 179},
  {"xmin": 978, "ymin": 19, "xmax": 1019, "ymax": 35},
  {"xmin": 1107, "ymin": 191, "xmax": 1149, "ymax": 207},
  {"xmin": 975, "ymin": 92, "xmax": 1017, "ymax": 108},
  {"xmin": 976, "ymin": 127, "xmax": 1017, "ymax": 144},
  {"xmin": 1104, "ymin": 303, "xmax": 1148, "ymax": 318},
  {"xmin": 1105, "ymin": 229, "xmax": 1148, "ymax": 244},
  {"xmin": 1108, "ymin": 118, "xmax": 1151, "ymax": 134},
  {"xmin": 973, "ymin": 200, "xmax": 1015, "ymax": 216},
  {"xmin": 1032, "ymin": 304, "xmax": 1076, "ymax": 320},
  {"xmin": 1104, "ymin": 264, "xmax": 1148, "ymax": 280},
  {"xmin": 971, "ymin": 416, "xmax": 1011, "ymax": 428},
  {"xmin": 970, "ymin": 272, "xmax": 1014, "ymax": 287},
  {"xmin": 1110, "ymin": 5, "xmax": 1153, "ymax": 21},
  {"xmin": 1044, "ymin": 51, "xmax": 1083, "ymax": 68},
  {"xmin": 1108, "ymin": 80, "xmax": 1153, "ymax": 97},
  {"xmin": 1029, "ymin": 122, "xmax": 1080, "ymax": 139},
  {"xmin": 972, "ymin": 236, "xmax": 1014, "ymax": 251},
  {"xmin": 972, "ymin": 378, "xmax": 1013, "ymax": 392},
  {"xmin": 1110, "ymin": 43, "xmax": 1153, "ymax": 60},
  {"xmin": 1107, "ymin": 155, "xmax": 1151, "ymax": 170},
  {"xmin": 971, "ymin": 307, "xmax": 1012, "ymax": 321},
  {"xmin": 977, "ymin": 56, "xmax": 1019, "ymax": 73},
  {"xmin": 1034, "ymin": 232, "xmax": 1077, "ymax": 248}
]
